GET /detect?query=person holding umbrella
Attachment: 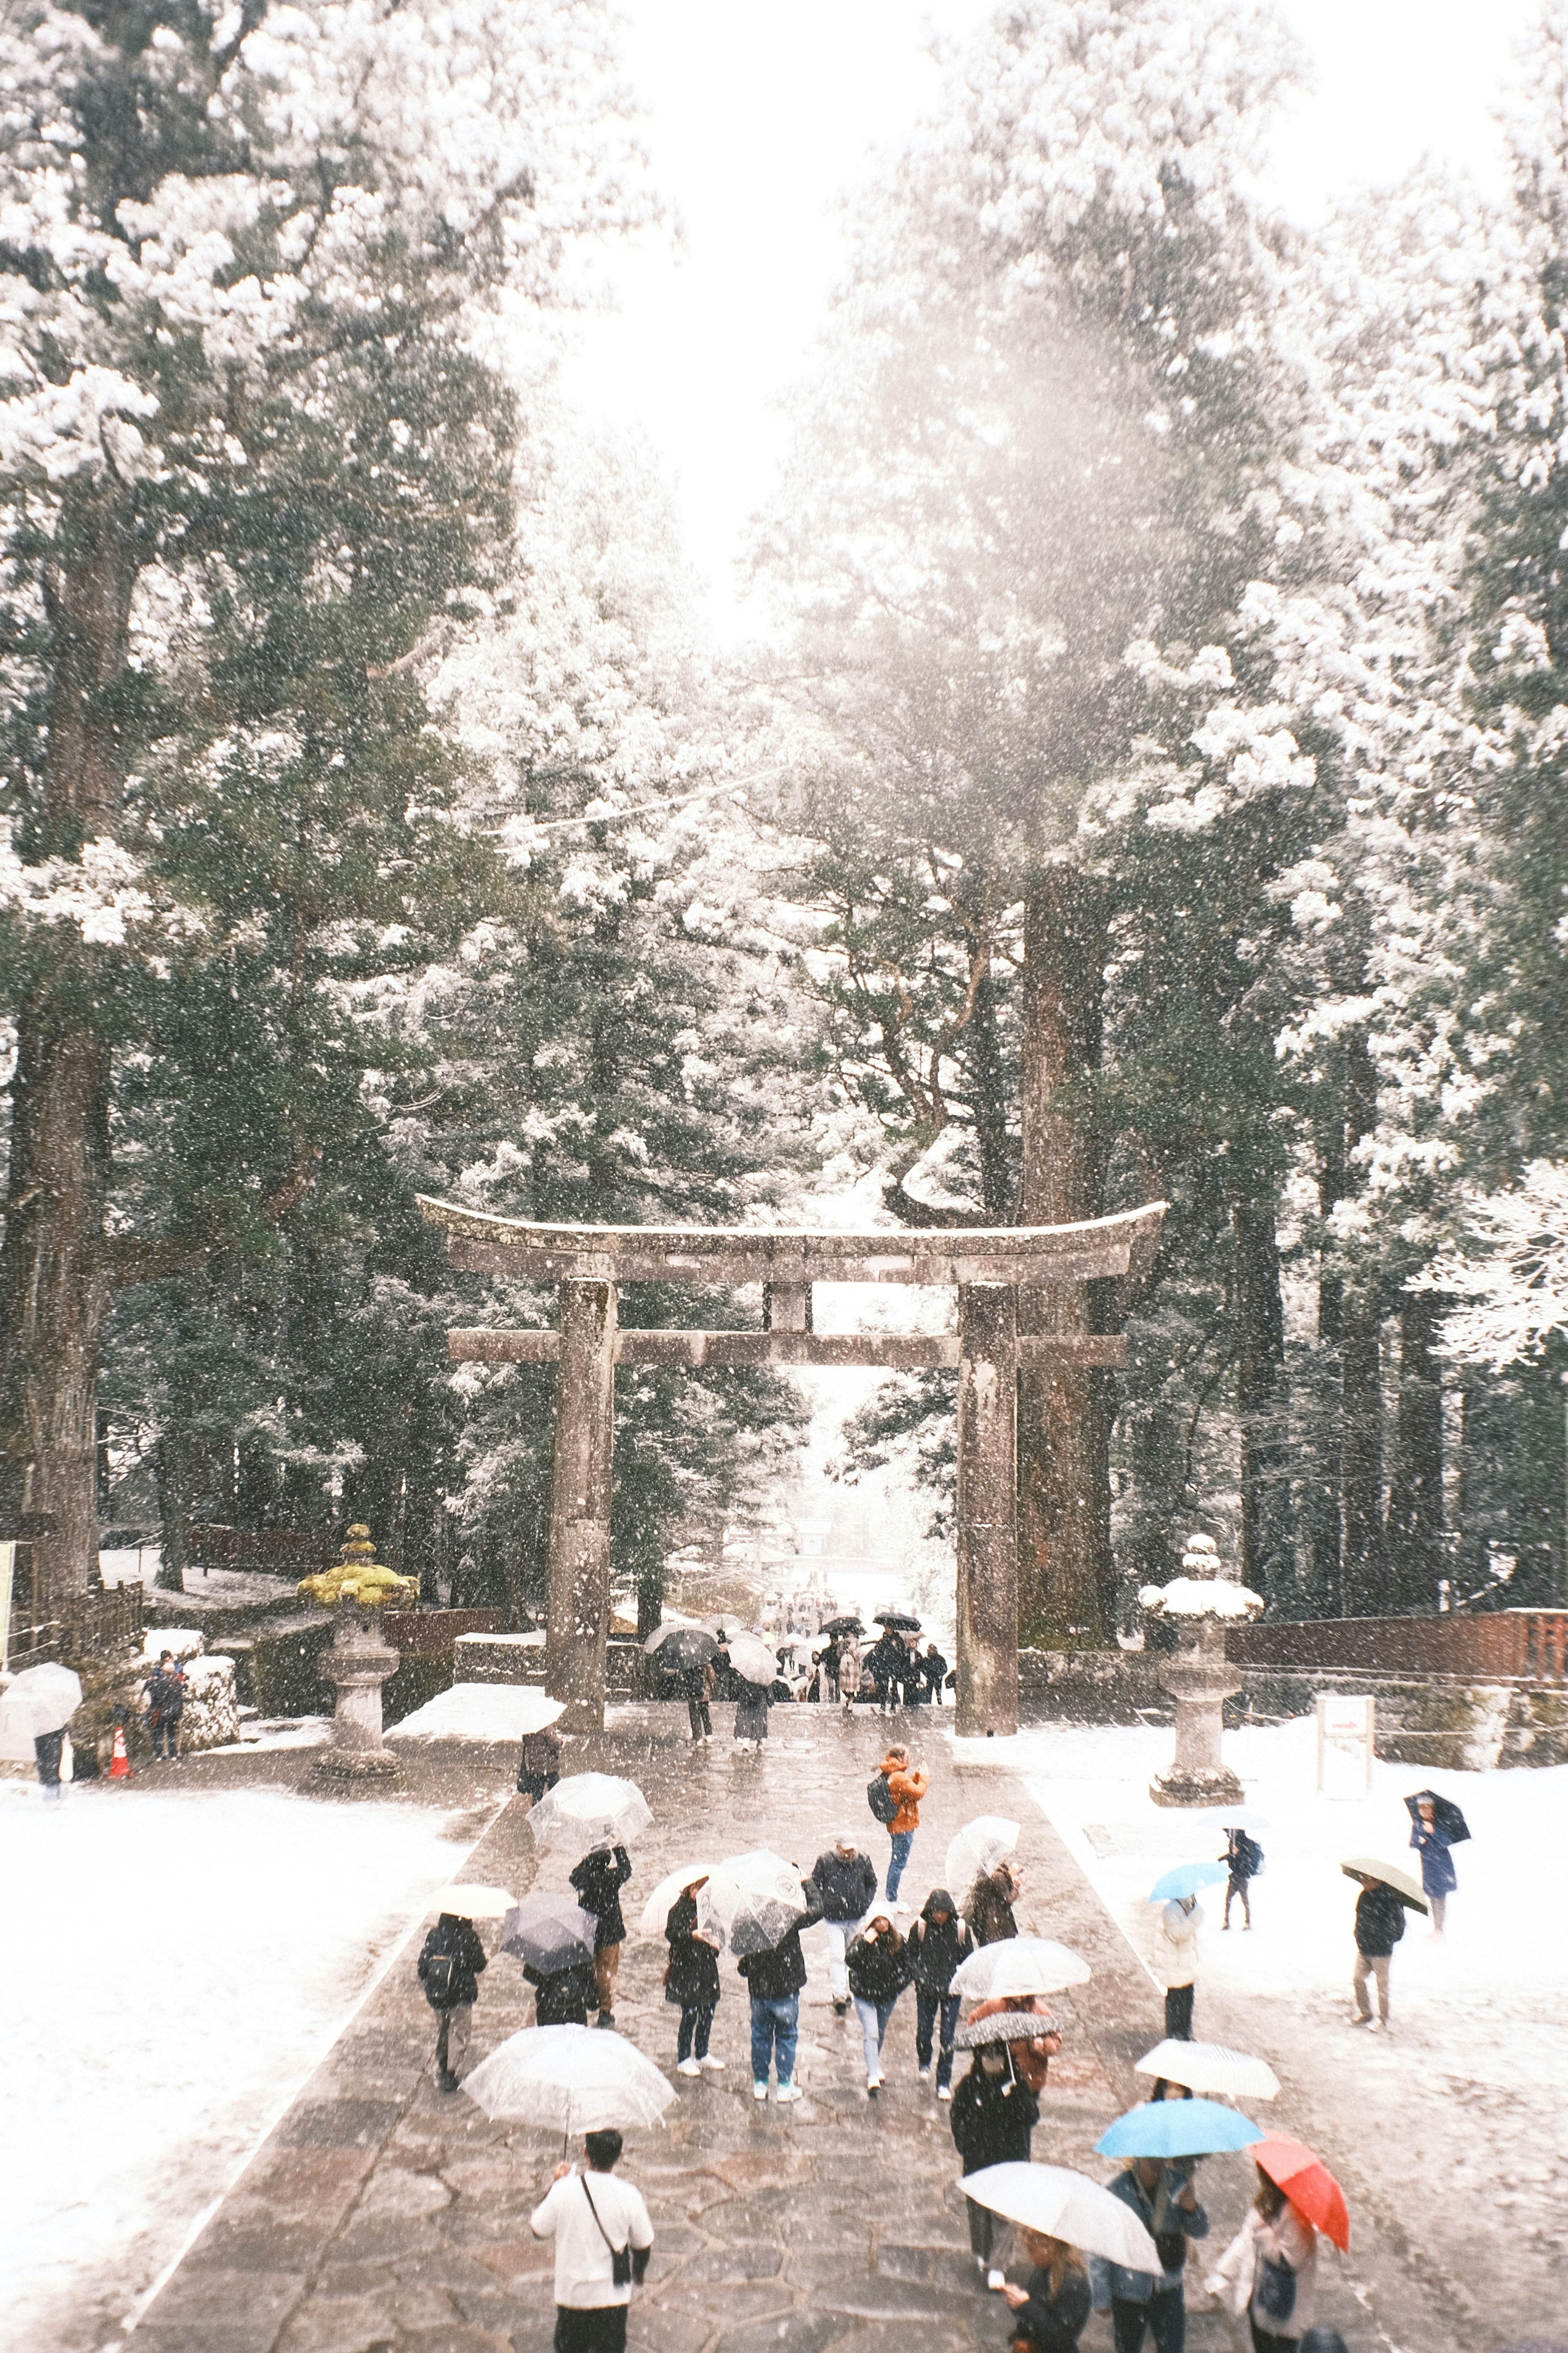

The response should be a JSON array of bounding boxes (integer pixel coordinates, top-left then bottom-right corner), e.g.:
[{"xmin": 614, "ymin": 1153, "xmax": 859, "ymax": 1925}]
[
  {"xmin": 570, "ymin": 1843, "xmax": 633, "ymax": 2031},
  {"xmin": 417, "ymin": 1907, "xmax": 489, "ymax": 2092},
  {"xmin": 1001, "ymin": 2232, "xmax": 1093, "ymax": 2351},
  {"xmin": 846, "ymin": 1911, "xmax": 911, "ymax": 2095},
  {"xmin": 1206, "ymin": 2163, "xmax": 1321, "ymax": 2350},
  {"xmin": 664, "ymin": 1876, "xmax": 723, "ymax": 2075},
  {"xmin": 1221, "ymin": 1826, "xmax": 1263, "ymax": 1931},
  {"xmin": 682, "ymin": 1654, "xmax": 717, "ymax": 1746},
  {"xmin": 967, "ymin": 1859, "xmax": 1023, "ymax": 1946},
  {"xmin": 736, "ymin": 1885, "xmax": 820, "ymax": 2104},
  {"xmin": 1089, "ymin": 2155, "xmax": 1208, "ymax": 2353},
  {"xmin": 1406, "ymin": 1790, "xmax": 1466, "ymax": 1935},
  {"xmin": 1156, "ymin": 1896, "xmax": 1202, "ymax": 2042},
  {"xmin": 1348, "ymin": 1872, "xmax": 1405, "ymax": 2031},
  {"xmin": 530, "ymin": 2128, "xmax": 653, "ymax": 2353},
  {"xmin": 951, "ymin": 2027, "xmax": 1042, "ymax": 2288},
  {"xmin": 838, "ymin": 1627, "xmax": 863, "ymax": 1710}
]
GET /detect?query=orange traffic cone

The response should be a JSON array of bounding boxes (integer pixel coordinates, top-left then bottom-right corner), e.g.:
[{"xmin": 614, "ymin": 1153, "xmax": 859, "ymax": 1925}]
[{"xmin": 109, "ymin": 1724, "xmax": 131, "ymax": 1782}]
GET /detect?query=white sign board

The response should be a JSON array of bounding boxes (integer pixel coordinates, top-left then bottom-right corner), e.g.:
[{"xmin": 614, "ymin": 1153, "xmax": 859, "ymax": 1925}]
[{"xmin": 1316, "ymin": 1691, "xmax": 1375, "ymax": 1797}]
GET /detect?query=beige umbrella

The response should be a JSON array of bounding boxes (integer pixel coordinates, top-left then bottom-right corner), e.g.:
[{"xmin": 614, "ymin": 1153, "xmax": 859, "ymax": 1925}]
[
  {"xmin": 1135, "ymin": 2038, "xmax": 1280, "ymax": 2101},
  {"xmin": 440, "ymin": 1884, "xmax": 515, "ymax": 1921},
  {"xmin": 1340, "ymin": 1856, "xmax": 1428, "ymax": 1912},
  {"xmin": 638, "ymin": 1862, "xmax": 719, "ymax": 1938},
  {"xmin": 962, "ymin": 2164, "xmax": 1160, "ymax": 2271}
]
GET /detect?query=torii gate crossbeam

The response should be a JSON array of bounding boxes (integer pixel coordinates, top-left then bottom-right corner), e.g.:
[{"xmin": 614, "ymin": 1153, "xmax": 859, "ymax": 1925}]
[{"xmin": 419, "ymin": 1197, "xmax": 1166, "ymax": 1736}]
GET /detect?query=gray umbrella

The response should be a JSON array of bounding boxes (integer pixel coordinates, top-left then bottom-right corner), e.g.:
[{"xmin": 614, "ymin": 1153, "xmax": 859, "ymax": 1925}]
[
  {"xmin": 500, "ymin": 1894, "xmax": 597, "ymax": 1975},
  {"xmin": 954, "ymin": 2007, "xmax": 1058, "ymax": 2051}
]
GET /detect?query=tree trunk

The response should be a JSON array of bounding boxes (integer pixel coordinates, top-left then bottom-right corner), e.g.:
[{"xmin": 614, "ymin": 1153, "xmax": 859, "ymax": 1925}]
[
  {"xmin": 155, "ymin": 1430, "xmax": 192, "ymax": 1594},
  {"xmin": 967, "ymin": 971, "xmax": 1016, "ymax": 1221},
  {"xmin": 1232, "ymin": 1194, "xmax": 1288, "ymax": 1604},
  {"xmin": 1339, "ymin": 1034, "xmax": 1387, "ymax": 1612},
  {"xmin": 1017, "ymin": 864, "xmax": 1112, "ymax": 1645},
  {"xmin": 1307, "ymin": 1092, "xmax": 1348, "ymax": 1615},
  {"xmin": 0, "ymin": 487, "xmax": 136, "ymax": 1606},
  {"xmin": 1386, "ymin": 1290, "xmax": 1444, "ymax": 1612}
]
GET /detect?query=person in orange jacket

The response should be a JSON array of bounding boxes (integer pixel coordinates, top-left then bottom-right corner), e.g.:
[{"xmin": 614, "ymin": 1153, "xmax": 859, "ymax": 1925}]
[{"xmin": 878, "ymin": 1744, "xmax": 929, "ymax": 1909}]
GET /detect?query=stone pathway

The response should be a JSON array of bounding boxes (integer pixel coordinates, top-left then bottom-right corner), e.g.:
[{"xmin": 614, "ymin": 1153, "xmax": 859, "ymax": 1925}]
[{"xmin": 127, "ymin": 1705, "xmax": 1374, "ymax": 2353}]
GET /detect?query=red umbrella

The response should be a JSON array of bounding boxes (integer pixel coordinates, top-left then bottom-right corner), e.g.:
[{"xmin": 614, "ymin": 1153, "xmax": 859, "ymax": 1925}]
[{"xmin": 1252, "ymin": 2137, "xmax": 1350, "ymax": 2253}]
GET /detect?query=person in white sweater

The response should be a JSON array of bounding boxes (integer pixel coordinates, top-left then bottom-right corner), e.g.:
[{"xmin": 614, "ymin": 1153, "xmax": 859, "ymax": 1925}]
[
  {"xmin": 1156, "ymin": 1895, "xmax": 1202, "ymax": 2039},
  {"xmin": 1205, "ymin": 2168, "xmax": 1319, "ymax": 2350}
]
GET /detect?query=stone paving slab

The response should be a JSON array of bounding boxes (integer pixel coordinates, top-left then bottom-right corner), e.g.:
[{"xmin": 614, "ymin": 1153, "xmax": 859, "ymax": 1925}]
[{"xmin": 129, "ymin": 1705, "xmax": 1378, "ymax": 2353}]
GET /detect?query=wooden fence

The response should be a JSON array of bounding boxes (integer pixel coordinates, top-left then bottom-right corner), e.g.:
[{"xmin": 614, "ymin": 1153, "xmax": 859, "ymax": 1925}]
[
  {"xmin": 7, "ymin": 1584, "xmax": 146, "ymax": 1672},
  {"xmin": 1227, "ymin": 1609, "xmax": 1568, "ymax": 1686}
]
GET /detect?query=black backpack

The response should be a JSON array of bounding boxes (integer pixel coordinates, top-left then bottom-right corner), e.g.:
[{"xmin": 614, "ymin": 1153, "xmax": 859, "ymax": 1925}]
[
  {"xmin": 421, "ymin": 1950, "xmax": 459, "ymax": 2010},
  {"xmin": 1236, "ymin": 1832, "xmax": 1264, "ymax": 1878},
  {"xmin": 867, "ymin": 1772, "xmax": 898, "ymax": 1826}
]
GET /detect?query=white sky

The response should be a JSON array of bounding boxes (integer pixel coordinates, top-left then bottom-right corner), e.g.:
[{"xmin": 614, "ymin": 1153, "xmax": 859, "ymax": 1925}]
[{"xmin": 561, "ymin": 0, "xmax": 1540, "ymax": 637}]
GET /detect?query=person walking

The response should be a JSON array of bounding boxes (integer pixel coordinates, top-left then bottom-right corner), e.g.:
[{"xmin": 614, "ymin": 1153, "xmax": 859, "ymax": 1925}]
[
  {"xmin": 737, "ymin": 1896, "xmax": 818, "ymax": 2103},
  {"xmin": 664, "ymin": 1880, "xmax": 722, "ymax": 2075},
  {"xmin": 1221, "ymin": 1827, "xmax": 1262, "ymax": 1930},
  {"xmin": 965, "ymin": 1996, "xmax": 1062, "ymax": 2095},
  {"xmin": 1349, "ymin": 1872, "xmax": 1405, "ymax": 2030},
  {"xmin": 838, "ymin": 1631, "xmax": 862, "ymax": 1710},
  {"xmin": 530, "ymin": 2128, "xmax": 653, "ymax": 2353},
  {"xmin": 950, "ymin": 2040, "xmax": 1040, "ymax": 2291},
  {"xmin": 681, "ymin": 1657, "xmax": 715, "ymax": 1746},
  {"xmin": 417, "ymin": 1908, "xmax": 488, "ymax": 2092},
  {"xmin": 907, "ymin": 1886, "xmax": 974, "ymax": 2097},
  {"xmin": 516, "ymin": 1721, "xmax": 562, "ymax": 1805},
  {"xmin": 846, "ymin": 1912, "xmax": 911, "ymax": 2095},
  {"xmin": 875, "ymin": 1743, "xmax": 929, "ymax": 1908},
  {"xmin": 1001, "ymin": 2233, "xmax": 1093, "ymax": 2351},
  {"xmin": 145, "ymin": 1651, "xmax": 186, "ymax": 1763},
  {"xmin": 920, "ymin": 1641, "xmax": 949, "ymax": 1705},
  {"xmin": 1088, "ymin": 2155, "xmax": 1208, "ymax": 2353},
  {"xmin": 966, "ymin": 1860, "xmax": 1022, "ymax": 1946},
  {"xmin": 816, "ymin": 1638, "xmax": 841, "ymax": 1705},
  {"xmin": 1206, "ymin": 2164, "xmax": 1320, "ymax": 2351},
  {"xmin": 570, "ymin": 1843, "xmax": 632, "ymax": 2030},
  {"xmin": 1156, "ymin": 1894, "xmax": 1201, "ymax": 2041},
  {"xmin": 733, "ymin": 1673, "xmax": 771, "ymax": 1751},
  {"xmin": 1408, "ymin": 1794, "xmax": 1457, "ymax": 1934},
  {"xmin": 806, "ymin": 1833, "xmax": 879, "ymax": 2014}
]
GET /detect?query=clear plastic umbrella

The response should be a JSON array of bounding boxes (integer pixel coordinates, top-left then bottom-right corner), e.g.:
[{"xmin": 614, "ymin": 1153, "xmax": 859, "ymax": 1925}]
[
  {"xmin": 945, "ymin": 1816, "xmax": 1020, "ymax": 1899},
  {"xmin": 500, "ymin": 1894, "xmax": 597, "ymax": 1974},
  {"xmin": 0, "ymin": 1663, "xmax": 82, "ymax": 1758},
  {"xmin": 526, "ymin": 1773, "xmax": 653, "ymax": 1853},
  {"xmin": 1135, "ymin": 2038, "xmax": 1280, "ymax": 2101},
  {"xmin": 638, "ymin": 1862, "xmax": 719, "ymax": 1939},
  {"xmin": 952, "ymin": 1937, "xmax": 1091, "ymax": 2002},
  {"xmin": 463, "ymin": 2025, "xmax": 675, "ymax": 2132},
  {"xmin": 962, "ymin": 2164, "xmax": 1161, "ymax": 2271},
  {"xmin": 697, "ymin": 1849, "xmax": 808, "ymax": 1956}
]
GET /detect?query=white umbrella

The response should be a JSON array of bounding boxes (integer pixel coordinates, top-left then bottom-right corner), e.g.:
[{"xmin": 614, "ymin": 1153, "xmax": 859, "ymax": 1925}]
[
  {"xmin": 638, "ymin": 1861, "xmax": 719, "ymax": 1939},
  {"xmin": 463, "ymin": 2025, "xmax": 675, "ymax": 2132},
  {"xmin": 698, "ymin": 1848, "xmax": 807, "ymax": 1956},
  {"xmin": 440, "ymin": 1884, "xmax": 514, "ymax": 1922},
  {"xmin": 945, "ymin": 1816, "xmax": 1020, "ymax": 1899},
  {"xmin": 526, "ymin": 1773, "xmax": 653, "ymax": 1853},
  {"xmin": 1185, "ymin": 1805, "xmax": 1272, "ymax": 1836},
  {"xmin": 1135, "ymin": 2038, "xmax": 1280, "ymax": 2101},
  {"xmin": 0, "ymin": 1662, "xmax": 82, "ymax": 1758},
  {"xmin": 510, "ymin": 1690, "xmax": 568, "ymax": 1735},
  {"xmin": 952, "ymin": 1937, "xmax": 1091, "ymax": 2002},
  {"xmin": 724, "ymin": 1633, "xmax": 778, "ymax": 1686},
  {"xmin": 962, "ymin": 2164, "xmax": 1161, "ymax": 2271}
]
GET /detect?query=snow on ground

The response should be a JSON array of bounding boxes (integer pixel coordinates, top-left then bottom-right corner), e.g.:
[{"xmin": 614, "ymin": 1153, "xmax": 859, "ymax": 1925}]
[
  {"xmin": 388, "ymin": 1680, "xmax": 554, "ymax": 1741},
  {"xmin": 953, "ymin": 1716, "xmax": 1568, "ymax": 2349},
  {"xmin": 0, "ymin": 1780, "xmax": 474, "ymax": 2353}
]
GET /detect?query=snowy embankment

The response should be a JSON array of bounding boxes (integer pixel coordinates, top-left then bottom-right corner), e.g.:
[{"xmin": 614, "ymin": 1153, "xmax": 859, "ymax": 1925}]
[
  {"xmin": 956, "ymin": 1716, "xmax": 1568, "ymax": 2349},
  {"xmin": 0, "ymin": 1782, "xmax": 473, "ymax": 2353}
]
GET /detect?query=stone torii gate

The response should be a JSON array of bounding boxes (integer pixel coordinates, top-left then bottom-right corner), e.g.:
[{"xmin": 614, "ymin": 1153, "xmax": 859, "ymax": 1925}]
[{"xmin": 419, "ymin": 1197, "xmax": 1166, "ymax": 1736}]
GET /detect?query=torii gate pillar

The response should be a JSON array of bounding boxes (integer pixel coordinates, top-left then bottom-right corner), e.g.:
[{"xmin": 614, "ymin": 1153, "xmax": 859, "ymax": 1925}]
[
  {"xmin": 545, "ymin": 1278, "xmax": 617, "ymax": 1731},
  {"xmin": 955, "ymin": 1283, "xmax": 1019, "ymax": 1738}
]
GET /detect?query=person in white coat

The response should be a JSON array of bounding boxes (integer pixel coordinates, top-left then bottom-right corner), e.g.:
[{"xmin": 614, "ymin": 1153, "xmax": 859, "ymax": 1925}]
[
  {"xmin": 1205, "ymin": 2168, "xmax": 1319, "ymax": 2352},
  {"xmin": 1156, "ymin": 1895, "xmax": 1202, "ymax": 2040},
  {"xmin": 530, "ymin": 2129, "xmax": 653, "ymax": 2353}
]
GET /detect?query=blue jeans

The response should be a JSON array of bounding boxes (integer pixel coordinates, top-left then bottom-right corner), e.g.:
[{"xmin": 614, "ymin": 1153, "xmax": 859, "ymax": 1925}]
[
  {"xmin": 853, "ymin": 1993, "xmax": 899, "ymax": 2076},
  {"xmin": 915, "ymin": 1988, "xmax": 960, "ymax": 2085},
  {"xmin": 150, "ymin": 1716, "xmax": 180, "ymax": 1759},
  {"xmin": 749, "ymin": 1993, "xmax": 798, "ymax": 2085},
  {"xmin": 886, "ymin": 1830, "xmax": 914, "ymax": 1901},
  {"xmin": 677, "ymin": 2003, "xmax": 714, "ymax": 2062},
  {"xmin": 1112, "ymin": 2289, "xmax": 1186, "ymax": 2353}
]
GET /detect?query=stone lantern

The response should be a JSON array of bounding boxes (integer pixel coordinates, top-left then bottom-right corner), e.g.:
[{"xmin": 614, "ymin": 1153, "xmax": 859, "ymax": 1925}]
[
  {"xmin": 300, "ymin": 1526, "xmax": 418, "ymax": 1785},
  {"xmin": 1142, "ymin": 1532, "xmax": 1263, "ymax": 1808}
]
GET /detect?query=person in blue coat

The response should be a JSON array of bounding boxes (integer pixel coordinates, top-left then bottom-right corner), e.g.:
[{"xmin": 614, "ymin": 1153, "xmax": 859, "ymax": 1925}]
[
  {"xmin": 1087, "ymin": 2156, "xmax": 1207, "ymax": 2353},
  {"xmin": 1407, "ymin": 1792, "xmax": 1459, "ymax": 1934}
]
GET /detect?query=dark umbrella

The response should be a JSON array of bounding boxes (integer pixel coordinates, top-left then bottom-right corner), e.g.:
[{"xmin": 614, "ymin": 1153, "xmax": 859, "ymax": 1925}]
[
  {"xmin": 820, "ymin": 1615, "xmax": 865, "ymax": 1637},
  {"xmin": 500, "ymin": 1894, "xmax": 597, "ymax": 1975},
  {"xmin": 873, "ymin": 1609, "xmax": 921, "ymax": 1632},
  {"xmin": 643, "ymin": 1623, "xmax": 720, "ymax": 1668},
  {"xmin": 1404, "ymin": 1789, "xmax": 1470, "ymax": 1844}
]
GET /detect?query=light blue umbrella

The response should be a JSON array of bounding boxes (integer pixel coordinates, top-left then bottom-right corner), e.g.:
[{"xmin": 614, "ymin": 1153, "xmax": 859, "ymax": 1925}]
[
  {"xmin": 1097, "ymin": 2098, "xmax": 1264, "ymax": 2159},
  {"xmin": 1148, "ymin": 1861, "xmax": 1228, "ymax": 1903}
]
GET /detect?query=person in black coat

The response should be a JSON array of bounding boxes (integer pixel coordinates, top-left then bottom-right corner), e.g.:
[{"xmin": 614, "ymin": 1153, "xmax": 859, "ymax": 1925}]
[
  {"xmin": 846, "ymin": 1914, "xmax": 911, "ymax": 2093},
  {"xmin": 665, "ymin": 1884, "xmax": 722, "ymax": 2072},
  {"xmin": 806, "ymin": 1836, "xmax": 880, "ymax": 2012},
  {"xmin": 1002, "ymin": 2233, "xmax": 1093, "ymax": 2351},
  {"xmin": 950, "ymin": 2043, "xmax": 1039, "ymax": 2283},
  {"xmin": 920, "ymin": 1643, "xmax": 949, "ymax": 1705},
  {"xmin": 570, "ymin": 1843, "xmax": 632, "ymax": 2028},
  {"xmin": 1351, "ymin": 1875, "xmax": 1405, "ymax": 2029},
  {"xmin": 906, "ymin": 1886, "xmax": 975, "ymax": 2094},
  {"xmin": 526, "ymin": 1957, "xmax": 599, "ymax": 2027},
  {"xmin": 417, "ymin": 1911, "xmax": 488, "ymax": 2091}
]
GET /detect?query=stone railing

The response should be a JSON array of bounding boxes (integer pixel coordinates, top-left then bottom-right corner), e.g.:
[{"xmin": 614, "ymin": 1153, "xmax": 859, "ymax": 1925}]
[{"xmin": 1226, "ymin": 1609, "xmax": 1568, "ymax": 1686}]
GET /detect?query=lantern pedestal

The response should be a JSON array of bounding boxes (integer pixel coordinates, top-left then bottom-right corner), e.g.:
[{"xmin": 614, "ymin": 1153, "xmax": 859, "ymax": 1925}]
[
  {"xmin": 311, "ymin": 1607, "xmax": 401, "ymax": 1785},
  {"xmin": 1150, "ymin": 1621, "xmax": 1246, "ymax": 1807}
]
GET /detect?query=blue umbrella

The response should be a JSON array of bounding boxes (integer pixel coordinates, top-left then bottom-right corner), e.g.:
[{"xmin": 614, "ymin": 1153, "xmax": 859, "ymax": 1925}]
[
  {"xmin": 1148, "ymin": 1861, "xmax": 1228, "ymax": 1903},
  {"xmin": 1097, "ymin": 2098, "xmax": 1264, "ymax": 2159}
]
